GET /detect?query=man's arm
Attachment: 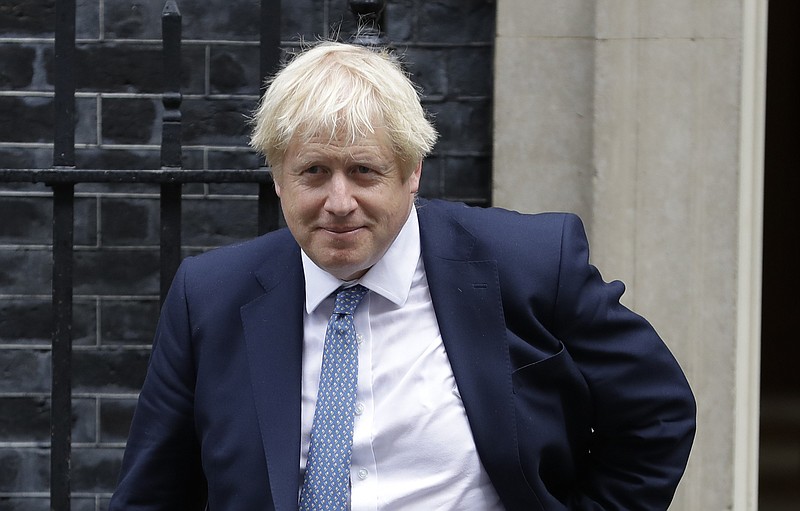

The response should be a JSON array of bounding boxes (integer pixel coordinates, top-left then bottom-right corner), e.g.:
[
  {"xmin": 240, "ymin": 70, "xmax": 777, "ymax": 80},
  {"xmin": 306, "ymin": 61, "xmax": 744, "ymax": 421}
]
[
  {"xmin": 553, "ymin": 214, "xmax": 696, "ymax": 509},
  {"xmin": 109, "ymin": 262, "xmax": 207, "ymax": 510}
]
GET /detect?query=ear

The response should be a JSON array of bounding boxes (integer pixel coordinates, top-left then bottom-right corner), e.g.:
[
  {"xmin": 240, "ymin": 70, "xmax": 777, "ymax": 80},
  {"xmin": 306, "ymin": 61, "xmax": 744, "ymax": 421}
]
[
  {"xmin": 407, "ymin": 160, "xmax": 423, "ymax": 194},
  {"xmin": 272, "ymin": 170, "xmax": 282, "ymax": 198}
]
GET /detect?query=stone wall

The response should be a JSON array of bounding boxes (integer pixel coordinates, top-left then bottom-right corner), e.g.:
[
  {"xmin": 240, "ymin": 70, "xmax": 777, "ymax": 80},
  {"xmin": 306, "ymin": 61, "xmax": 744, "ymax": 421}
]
[
  {"xmin": 493, "ymin": 1, "xmax": 767, "ymax": 509},
  {"xmin": 0, "ymin": 1, "xmax": 496, "ymax": 509}
]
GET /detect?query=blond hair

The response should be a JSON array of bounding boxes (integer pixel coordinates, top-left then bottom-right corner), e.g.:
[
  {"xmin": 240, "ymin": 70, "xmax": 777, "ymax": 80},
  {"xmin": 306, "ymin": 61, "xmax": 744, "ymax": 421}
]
[{"xmin": 249, "ymin": 42, "xmax": 438, "ymax": 178}]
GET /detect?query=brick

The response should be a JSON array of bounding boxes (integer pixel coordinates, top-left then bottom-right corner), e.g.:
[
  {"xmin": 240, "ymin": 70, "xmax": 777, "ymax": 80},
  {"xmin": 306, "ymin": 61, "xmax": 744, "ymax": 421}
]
[
  {"xmin": 75, "ymin": 196, "xmax": 100, "ymax": 247},
  {"xmin": 207, "ymin": 181, "xmax": 261, "ymax": 196},
  {"xmin": 281, "ymin": 0, "xmax": 324, "ymax": 40},
  {"xmin": 75, "ymin": 0, "xmax": 101, "ymax": 40},
  {"xmin": 0, "ymin": 96, "xmax": 52, "ymax": 144},
  {"xmin": 76, "ymin": 147, "xmax": 161, "ymax": 171},
  {"xmin": 0, "ymin": 397, "xmax": 95, "ymax": 443},
  {"xmin": 101, "ymin": 97, "xmax": 159, "ymax": 145},
  {"xmin": 75, "ymin": 96, "xmax": 98, "ymax": 146},
  {"xmin": 182, "ymin": 97, "xmax": 255, "ymax": 146},
  {"xmin": 74, "ymin": 249, "xmax": 160, "ymax": 295},
  {"xmin": 0, "ymin": 197, "xmax": 50, "ymax": 243},
  {"xmin": 207, "ymin": 149, "xmax": 262, "ymax": 172},
  {"xmin": 0, "ymin": 349, "xmax": 50, "ymax": 393},
  {"xmin": 0, "ymin": 250, "xmax": 52, "ymax": 295},
  {"xmin": 384, "ymin": 0, "xmax": 415, "ymax": 42},
  {"xmin": 0, "ymin": 0, "xmax": 102, "ymax": 40},
  {"xmin": 182, "ymin": 197, "xmax": 259, "ymax": 246},
  {"xmin": 0, "ymin": 147, "xmax": 52, "ymax": 170},
  {"xmin": 179, "ymin": 0, "xmax": 261, "ymax": 41},
  {"xmin": 0, "ymin": 298, "xmax": 96, "ymax": 346},
  {"xmin": 425, "ymin": 99, "xmax": 492, "ymax": 153},
  {"xmin": 45, "ymin": 43, "xmax": 206, "ymax": 94},
  {"xmin": 100, "ymin": 299, "xmax": 159, "ymax": 345},
  {"xmin": 402, "ymin": 48, "xmax": 448, "ymax": 97},
  {"xmin": 72, "ymin": 447, "xmax": 124, "ymax": 493},
  {"xmin": 100, "ymin": 197, "xmax": 159, "ymax": 245},
  {"xmin": 99, "ymin": 398, "xmax": 138, "ymax": 442},
  {"xmin": 73, "ymin": 397, "xmax": 98, "ymax": 443},
  {"xmin": 0, "ymin": 44, "xmax": 35, "ymax": 89},
  {"xmin": 104, "ymin": 0, "xmax": 164, "ymax": 40},
  {"xmin": 72, "ymin": 499, "xmax": 97, "ymax": 511},
  {"xmin": 0, "ymin": 0, "xmax": 55, "ymax": 38},
  {"xmin": 72, "ymin": 348, "xmax": 150, "ymax": 393},
  {"xmin": 181, "ymin": 148, "xmax": 207, "ymax": 171},
  {"xmin": 443, "ymin": 155, "xmax": 491, "ymax": 202},
  {"xmin": 418, "ymin": 0, "xmax": 496, "ymax": 44},
  {"xmin": 0, "ymin": 396, "xmax": 49, "ymax": 441},
  {"xmin": 0, "ymin": 447, "xmax": 48, "ymax": 492},
  {"xmin": 0, "ymin": 498, "xmax": 48, "ymax": 511},
  {"xmin": 183, "ymin": 182, "xmax": 206, "ymax": 195},
  {"xmin": 0, "ymin": 194, "xmax": 94, "ymax": 246},
  {"xmin": 447, "ymin": 47, "xmax": 493, "ymax": 97},
  {"xmin": 417, "ymin": 155, "xmax": 443, "ymax": 199},
  {"xmin": 210, "ymin": 46, "xmax": 261, "ymax": 95}
]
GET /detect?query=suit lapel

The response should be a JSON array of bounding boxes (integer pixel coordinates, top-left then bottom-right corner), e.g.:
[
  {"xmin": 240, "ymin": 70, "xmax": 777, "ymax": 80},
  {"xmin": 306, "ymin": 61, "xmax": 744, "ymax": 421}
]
[
  {"xmin": 241, "ymin": 243, "xmax": 305, "ymax": 511},
  {"xmin": 418, "ymin": 202, "xmax": 530, "ymax": 508}
]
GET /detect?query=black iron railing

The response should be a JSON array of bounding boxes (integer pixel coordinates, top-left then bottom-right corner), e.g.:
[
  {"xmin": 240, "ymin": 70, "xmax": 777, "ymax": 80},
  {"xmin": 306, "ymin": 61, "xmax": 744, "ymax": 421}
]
[{"xmin": 0, "ymin": 0, "xmax": 387, "ymax": 508}]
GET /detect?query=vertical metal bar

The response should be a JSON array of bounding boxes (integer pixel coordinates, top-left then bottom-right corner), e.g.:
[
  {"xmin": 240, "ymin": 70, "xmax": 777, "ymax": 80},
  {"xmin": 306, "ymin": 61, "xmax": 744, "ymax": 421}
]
[
  {"xmin": 258, "ymin": 180, "xmax": 281, "ymax": 234},
  {"xmin": 160, "ymin": 0, "xmax": 183, "ymax": 304},
  {"xmin": 161, "ymin": 0, "xmax": 182, "ymax": 170},
  {"xmin": 54, "ymin": 0, "xmax": 76, "ymax": 167},
  {"xmin": 259, "ymin": 0, "xmax": 281, "ymax": 95},
  {"xmin": 258, "ymin": 0, "xmax": 283, "ymax": 235},
  {"xmin": 51, "ymin": 184, "xmax": 74, "ymax": 511},
  {"xmin": 52, "ymin": 0, "xmax": 76, "ymax": 509},
  {"xmin": 160, "ymin": 184, "xmax": 182, "ymax": 303}
]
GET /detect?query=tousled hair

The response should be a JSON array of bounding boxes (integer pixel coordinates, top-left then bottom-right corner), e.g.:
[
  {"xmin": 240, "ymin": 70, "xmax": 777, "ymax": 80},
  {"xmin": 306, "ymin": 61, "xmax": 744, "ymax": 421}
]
[{"xmin": 249, "ymin": 42, "xmax": 438, "ymax": 178}]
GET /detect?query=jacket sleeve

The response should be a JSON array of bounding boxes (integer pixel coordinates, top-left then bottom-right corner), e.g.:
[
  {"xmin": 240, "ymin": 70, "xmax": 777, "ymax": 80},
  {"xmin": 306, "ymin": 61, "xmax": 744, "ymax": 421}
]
[
  {"xmin": 552, "ymin": 214, "xmax": 696, "ymax": 510},
  {"xmin": 109, "ymin": 261, "xmax": 208, "ymax": 510}
]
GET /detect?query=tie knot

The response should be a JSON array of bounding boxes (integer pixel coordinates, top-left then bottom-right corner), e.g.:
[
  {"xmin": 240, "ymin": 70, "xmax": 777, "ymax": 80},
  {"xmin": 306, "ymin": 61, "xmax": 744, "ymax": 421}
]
[{"xmin": 332, "ymin": 284, "xmax": 368, "ymax": 315}]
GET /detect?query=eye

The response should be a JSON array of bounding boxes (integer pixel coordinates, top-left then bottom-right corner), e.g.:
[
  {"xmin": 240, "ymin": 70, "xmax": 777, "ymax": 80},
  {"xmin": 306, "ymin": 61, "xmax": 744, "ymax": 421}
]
[
  {"xmin": 304, "ymin": 166, "xmax": 324, "ymax": 175},
  {"xmin": 355, "ymin": 165, "xmax": 372, "ymax": 174}
]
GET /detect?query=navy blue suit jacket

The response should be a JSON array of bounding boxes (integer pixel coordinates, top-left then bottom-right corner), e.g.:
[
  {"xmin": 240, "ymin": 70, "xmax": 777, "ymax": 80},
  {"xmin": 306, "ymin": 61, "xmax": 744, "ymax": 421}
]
[{"xmin": 110, "ymin": 199, "xmax": 695, "ymax": 510}]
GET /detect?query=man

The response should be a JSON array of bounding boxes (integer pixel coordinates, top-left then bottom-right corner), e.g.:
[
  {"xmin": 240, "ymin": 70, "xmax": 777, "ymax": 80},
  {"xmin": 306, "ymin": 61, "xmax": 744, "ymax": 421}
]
[{"xmin": 111, "ymin": 42, "xmax": 695, "ymax": 510}]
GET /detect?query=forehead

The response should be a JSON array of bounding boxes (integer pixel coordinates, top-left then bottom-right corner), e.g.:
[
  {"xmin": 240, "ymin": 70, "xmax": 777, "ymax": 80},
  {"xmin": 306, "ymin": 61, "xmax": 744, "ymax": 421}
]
[{"xmin": 287, "ymin": 129, "xmax": 396, "ymax": 163}]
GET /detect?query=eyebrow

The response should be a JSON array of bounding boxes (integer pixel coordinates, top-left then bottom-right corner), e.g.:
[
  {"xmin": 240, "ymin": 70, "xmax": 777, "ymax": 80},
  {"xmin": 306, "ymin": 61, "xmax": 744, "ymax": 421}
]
[{"xmin": 293, "ymin": 149, "xmax": 391, "ymax": 172}]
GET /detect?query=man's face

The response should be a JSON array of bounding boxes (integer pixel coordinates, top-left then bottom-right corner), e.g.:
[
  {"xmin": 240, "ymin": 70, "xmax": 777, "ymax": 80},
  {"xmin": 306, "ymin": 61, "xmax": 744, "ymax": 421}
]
[{"xmin": 274, "ymin": 130, "xmax": 421, "ymax": 281}]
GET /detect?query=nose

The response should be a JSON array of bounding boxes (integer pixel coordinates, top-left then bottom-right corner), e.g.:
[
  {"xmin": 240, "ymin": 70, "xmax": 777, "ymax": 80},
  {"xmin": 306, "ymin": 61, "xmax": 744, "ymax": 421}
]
[{"xmin": 324, "ymin": 173, "xmax": 357, "ymax": 216}]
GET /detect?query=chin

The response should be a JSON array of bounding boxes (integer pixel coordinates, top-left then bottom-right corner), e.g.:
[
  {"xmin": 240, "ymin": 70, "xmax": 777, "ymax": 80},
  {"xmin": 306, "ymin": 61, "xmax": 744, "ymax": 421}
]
[{"xmin": 324, "ymin": 259, "xmax": 371, "ymax": 281}]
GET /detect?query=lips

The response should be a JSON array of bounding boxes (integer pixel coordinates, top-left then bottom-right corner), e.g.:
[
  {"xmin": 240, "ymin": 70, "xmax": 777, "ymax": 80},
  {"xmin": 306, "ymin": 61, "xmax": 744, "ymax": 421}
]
[{"xmin": 321, "ymin": 225, "xmax": 362, "ymax": 234}]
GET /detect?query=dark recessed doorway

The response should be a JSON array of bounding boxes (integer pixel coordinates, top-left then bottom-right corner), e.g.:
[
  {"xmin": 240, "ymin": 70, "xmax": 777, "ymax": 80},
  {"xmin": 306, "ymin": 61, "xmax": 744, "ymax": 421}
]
[{"xmin": 758, "ymin": 1, "xmax": 800, "ymax": 509}]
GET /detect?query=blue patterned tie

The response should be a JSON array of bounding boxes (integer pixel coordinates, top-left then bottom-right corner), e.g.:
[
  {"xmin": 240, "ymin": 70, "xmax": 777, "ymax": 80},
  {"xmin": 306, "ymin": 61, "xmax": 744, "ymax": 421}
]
[{"xmin": 300, "ymin": 284, "xmax": 369, "ymax": 510}]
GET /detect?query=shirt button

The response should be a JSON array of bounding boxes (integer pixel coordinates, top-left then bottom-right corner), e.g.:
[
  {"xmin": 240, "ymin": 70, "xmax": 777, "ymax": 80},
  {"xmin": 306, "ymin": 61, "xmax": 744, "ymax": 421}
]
[
  {"xmin": 355, "ymin": 402, "xmax": 365, "ymax": 416},
  {"xmin": 357, "ymin": 468, "xmax": 369, "ymax": 480}
]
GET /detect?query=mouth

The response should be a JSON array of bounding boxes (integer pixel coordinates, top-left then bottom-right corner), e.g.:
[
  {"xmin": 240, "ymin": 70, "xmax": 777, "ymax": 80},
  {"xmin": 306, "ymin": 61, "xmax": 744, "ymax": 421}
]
[{"xmin": 321, "ymin": 226, "xmax": 363, "ymax": 235}]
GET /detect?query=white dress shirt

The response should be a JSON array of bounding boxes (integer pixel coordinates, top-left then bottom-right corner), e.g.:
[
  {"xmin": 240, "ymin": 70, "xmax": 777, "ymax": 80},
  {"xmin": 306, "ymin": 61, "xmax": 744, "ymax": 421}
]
[{"xmin": 300, "ymin": 207, "xmax": 504, "ymax": 510}]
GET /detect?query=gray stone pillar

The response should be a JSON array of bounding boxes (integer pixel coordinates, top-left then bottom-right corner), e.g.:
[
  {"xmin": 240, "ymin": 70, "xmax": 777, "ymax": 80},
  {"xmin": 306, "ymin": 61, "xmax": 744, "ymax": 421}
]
[{"xmin": 493, "ymin": 1, "xmax": 768, "ymax": 509}]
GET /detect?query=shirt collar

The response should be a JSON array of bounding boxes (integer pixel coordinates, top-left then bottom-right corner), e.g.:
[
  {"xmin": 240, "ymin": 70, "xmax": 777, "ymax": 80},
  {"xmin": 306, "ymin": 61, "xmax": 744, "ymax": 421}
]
[{"xmin": 302, "ymin": 206, "xmax": 421, "ymax": 313}]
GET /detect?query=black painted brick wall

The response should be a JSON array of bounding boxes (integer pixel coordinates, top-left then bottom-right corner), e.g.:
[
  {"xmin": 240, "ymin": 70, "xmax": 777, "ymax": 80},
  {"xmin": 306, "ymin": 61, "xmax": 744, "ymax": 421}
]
[{"xmin": 0, "ymin": 0, "xmax": 495, "ymax": 508}]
